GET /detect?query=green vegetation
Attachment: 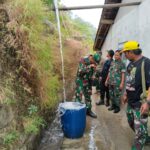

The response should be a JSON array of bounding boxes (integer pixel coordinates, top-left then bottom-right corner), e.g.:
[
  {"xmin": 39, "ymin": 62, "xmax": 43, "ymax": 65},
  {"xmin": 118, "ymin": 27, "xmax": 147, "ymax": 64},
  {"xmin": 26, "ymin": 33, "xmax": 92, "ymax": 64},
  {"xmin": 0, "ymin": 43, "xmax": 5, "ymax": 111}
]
[
  {"xmin": 3, "ymin": 88, "xmax": 16, "ymax": 105},
  {"xmin": 24, "ymin": 105, "xmax": 45, "ymax": 134},
  {"xmin": 43, "ymin": 0, "xmax": 53, "ymax": 5},
  {"xmin": 0, "ymin": 0, "xmax": 97, "ymax": 149},
  {"xmin": 3, "ymin": 131, "xmax": 19, "ymax": 145},
  {"xmin": 0, "ymin": 76, "xmax": 16, "ymax": 105},
  {"xmin": 10, "ymin": 0, "xmax": 96, "ymax": 108},
  {"xmin": 12, "ymin": 0, "xmax": 60, "ymax": 108},
  {"xmin": 23, "ymin": 116, "xmax": 45, "ymax": 134},
  {"xmin": 28, "ymin": 104, "xmax": 38, "ymax": 116}
]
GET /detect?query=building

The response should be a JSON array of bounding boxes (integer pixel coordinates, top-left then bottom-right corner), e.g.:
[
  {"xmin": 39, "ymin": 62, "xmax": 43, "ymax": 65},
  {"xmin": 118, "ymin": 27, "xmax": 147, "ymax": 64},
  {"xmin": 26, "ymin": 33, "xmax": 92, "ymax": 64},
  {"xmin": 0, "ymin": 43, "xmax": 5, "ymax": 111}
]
[{"xmin": 94, "ymin": 0, "xmax": 150, "ymax": 57}]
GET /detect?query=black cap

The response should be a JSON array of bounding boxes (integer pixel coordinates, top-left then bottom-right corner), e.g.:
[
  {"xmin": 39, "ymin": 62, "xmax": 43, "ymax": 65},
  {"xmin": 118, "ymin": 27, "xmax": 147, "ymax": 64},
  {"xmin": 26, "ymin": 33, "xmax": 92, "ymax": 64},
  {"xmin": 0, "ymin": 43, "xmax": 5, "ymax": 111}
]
[{"xmin": 107, "ymin": 50, "xmax": 114, "ymax": 57}]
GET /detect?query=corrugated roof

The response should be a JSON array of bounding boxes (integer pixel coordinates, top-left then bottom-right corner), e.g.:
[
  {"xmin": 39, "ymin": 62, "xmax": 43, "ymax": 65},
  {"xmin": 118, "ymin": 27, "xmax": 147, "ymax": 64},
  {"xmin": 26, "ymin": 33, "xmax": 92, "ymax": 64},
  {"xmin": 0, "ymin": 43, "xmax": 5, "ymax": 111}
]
[{"xmin": 94, "ymin": 0, "xmax": 122, "ymax": 50}]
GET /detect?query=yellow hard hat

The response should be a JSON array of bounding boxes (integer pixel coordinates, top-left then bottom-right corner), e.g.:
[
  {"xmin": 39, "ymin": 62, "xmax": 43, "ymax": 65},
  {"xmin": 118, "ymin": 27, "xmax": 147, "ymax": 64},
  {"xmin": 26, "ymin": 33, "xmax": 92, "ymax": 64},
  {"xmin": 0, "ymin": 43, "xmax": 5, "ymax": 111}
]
[{"xmin": 122, "ymin": 41, "xmax": 140, "ymax": 52}]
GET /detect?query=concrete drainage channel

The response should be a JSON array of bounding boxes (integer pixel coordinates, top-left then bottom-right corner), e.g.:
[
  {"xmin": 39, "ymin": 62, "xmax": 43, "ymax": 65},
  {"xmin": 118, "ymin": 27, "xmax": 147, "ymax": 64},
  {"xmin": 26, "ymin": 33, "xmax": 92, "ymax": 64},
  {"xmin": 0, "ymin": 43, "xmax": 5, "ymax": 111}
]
[
  {"xmin": 38, "ymin": 114, "xmax": 64, "ymax": 150},
  {"xmin": 38, "ymin": 113, "xmax": 109, "ymax": 150},
  {"xmin": 37, "ymin": 110, "xmax": 150, "ymax": 150}
]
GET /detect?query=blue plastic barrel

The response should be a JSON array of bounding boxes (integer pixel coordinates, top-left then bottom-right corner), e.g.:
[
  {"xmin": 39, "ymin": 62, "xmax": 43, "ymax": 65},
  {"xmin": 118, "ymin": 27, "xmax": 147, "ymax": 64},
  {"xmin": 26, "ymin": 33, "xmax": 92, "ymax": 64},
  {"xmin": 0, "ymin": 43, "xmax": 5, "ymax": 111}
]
[{"xmin": 59, "ymin": 102, "xmax": 86, "ymax": 139}]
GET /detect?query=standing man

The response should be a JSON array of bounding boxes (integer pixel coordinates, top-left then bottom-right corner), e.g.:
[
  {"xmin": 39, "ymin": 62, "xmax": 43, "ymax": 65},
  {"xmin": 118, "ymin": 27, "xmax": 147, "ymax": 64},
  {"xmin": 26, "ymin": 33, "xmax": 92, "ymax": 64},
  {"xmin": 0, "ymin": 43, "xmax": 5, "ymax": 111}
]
[
  {"xmin": 105, "ymin": 50, "xmax": 126, "ymax": 113},
  {"xmin": 93, "ymin": 51, "xmax": 102, "ymax": 93},
  {"xmin": 75, "ymin": 57, "xmax": 85, "ymax": 103},
  {"xmin": 122, "ymin": 41, "xmax": 150, "ymax": 150},
  {"xmin": 75, "ymin": 54, "xmax": 100, "ymax": 118},
  {"xmin": 96, "ymin": 50, "xmax": 114, "ymax": 107}
]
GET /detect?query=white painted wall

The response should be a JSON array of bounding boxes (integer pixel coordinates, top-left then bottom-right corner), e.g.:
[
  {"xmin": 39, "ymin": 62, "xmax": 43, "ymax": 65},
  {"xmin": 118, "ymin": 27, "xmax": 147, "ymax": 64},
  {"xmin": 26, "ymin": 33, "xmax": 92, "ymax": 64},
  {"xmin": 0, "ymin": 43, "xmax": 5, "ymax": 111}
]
[{"xmin": 101, "ymin": 0, "xmax": 150, "ymax": 58}]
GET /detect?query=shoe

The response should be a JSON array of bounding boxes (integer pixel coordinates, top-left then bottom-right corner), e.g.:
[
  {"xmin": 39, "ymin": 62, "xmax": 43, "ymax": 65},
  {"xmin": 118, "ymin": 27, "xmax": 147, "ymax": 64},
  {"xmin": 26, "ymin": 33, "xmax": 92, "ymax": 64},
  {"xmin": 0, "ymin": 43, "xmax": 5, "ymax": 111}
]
[
  {"xmin": 105, "ymin": 103, "xmax": 110, "ymax": 107},
  {"xmin": 96, "ymin": 90, "xmax": 100, "ymax": 93},
  {"xmin": 145, "ymin": 136, "xmax": 150, "ymax": 145},
  {"xmin": 105, "ymin": 100, "xmax": 110, "ymax": 107},
  {"xmin": 113, "ymin": 107, "xmax": 120, "ymax": 113},
  {"xmin": 86, "ymin": 110, "xmax": 97, "ymax": 118},
  {"xmin": 96, "ymin": 100, "xmax": 104, "ymax": 105},
  {"xmin": 108, "ymin": 106, "xmax": 115, "ymax": 111}
]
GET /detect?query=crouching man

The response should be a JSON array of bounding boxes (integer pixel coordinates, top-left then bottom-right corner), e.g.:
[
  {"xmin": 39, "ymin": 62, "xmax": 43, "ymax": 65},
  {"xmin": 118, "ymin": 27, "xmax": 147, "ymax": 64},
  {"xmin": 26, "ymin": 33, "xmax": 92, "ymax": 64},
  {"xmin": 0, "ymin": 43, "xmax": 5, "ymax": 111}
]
[{"xmin": 75, "ymin": 54, "xmax": 100, "ymax": 118}]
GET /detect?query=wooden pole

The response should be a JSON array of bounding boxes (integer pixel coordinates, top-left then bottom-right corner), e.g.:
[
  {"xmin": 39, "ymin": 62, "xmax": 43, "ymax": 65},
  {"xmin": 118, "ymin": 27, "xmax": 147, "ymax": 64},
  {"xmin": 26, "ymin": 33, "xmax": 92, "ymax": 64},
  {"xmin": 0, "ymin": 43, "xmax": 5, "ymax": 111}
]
[{"xmin": 51, "ymin": 2, "xmax": 141, "ymax": 11}]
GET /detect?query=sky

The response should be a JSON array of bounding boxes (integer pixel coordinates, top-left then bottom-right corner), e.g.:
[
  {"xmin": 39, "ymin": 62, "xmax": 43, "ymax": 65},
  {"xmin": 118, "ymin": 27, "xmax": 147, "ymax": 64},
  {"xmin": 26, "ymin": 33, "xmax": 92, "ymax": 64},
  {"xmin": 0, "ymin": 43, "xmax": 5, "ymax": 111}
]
[{"xmin": 61, "ymin": 0, "xmax": 105, "ymax": 28}]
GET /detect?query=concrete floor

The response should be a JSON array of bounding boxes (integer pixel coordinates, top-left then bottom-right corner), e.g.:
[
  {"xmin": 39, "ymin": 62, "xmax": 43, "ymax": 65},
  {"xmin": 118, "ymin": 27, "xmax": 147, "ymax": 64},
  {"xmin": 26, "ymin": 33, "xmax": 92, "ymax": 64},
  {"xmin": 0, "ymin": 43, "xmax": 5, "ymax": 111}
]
[{"xmin": 61, "ymin": 87, "xmax": 150, "ymax": 150}]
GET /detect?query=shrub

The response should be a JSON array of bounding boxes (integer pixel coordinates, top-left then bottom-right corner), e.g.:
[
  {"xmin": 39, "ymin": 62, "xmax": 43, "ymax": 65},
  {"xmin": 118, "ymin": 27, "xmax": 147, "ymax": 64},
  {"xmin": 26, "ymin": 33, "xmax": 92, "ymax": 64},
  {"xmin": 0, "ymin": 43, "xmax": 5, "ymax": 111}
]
[{"xmin": 3, "ymin": 131, "xmax": 19, "ymax": 145}]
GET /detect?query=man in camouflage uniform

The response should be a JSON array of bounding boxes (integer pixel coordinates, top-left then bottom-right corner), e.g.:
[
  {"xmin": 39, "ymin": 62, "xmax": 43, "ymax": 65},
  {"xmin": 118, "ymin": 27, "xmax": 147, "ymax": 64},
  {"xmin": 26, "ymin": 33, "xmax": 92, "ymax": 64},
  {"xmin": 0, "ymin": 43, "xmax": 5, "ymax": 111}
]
[
  {"xmin": 105, "ymin": 50, "xmax": 126, "ymax": 113},
  {"xmin": 75, "ymin": 57, "xmax": 84, "ymax": 102},
  {"xmin": 122, "ymin": 41, "xmax": 150, "ymax": 150},
  {"xmin": 93, "ymin": 51, "xmax": 102, "ymax": 93},
  {"xmin": 75, "ymin": 54, "xmax": 100, "ymax": 118}
]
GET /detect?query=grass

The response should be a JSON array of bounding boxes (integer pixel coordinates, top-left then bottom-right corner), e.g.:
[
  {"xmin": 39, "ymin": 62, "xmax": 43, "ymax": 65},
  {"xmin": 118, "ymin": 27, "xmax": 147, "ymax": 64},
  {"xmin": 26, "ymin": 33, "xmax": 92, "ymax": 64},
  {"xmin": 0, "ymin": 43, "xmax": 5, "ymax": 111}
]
[
  {"xmin": 3, "ymin": 131, "xmax": 19, "ymax": 145},
  {"xmin": 0, "ymin": 0, "xmax": 97, "ymax": 149},
  {"xmin": 43, "ymin": 0, "xmax": 53, "ymax": 5},
  {"xmin": 10, "ymin": 0, "xmax": 60, "ymax": 108},
  {"xmin": 10, "ymin": 0, "xmax": 96, "ymax": 109},
  {"xmin": 0, "ymin": 76, "xmax": 16, "ymax": 105},
  {"xmin": 28, "ymin": 104, "xmax": 38, "ymax": 116},
  {"xmin": 23, "ymin": 116, "xmax": 45, "ymax": 134}
]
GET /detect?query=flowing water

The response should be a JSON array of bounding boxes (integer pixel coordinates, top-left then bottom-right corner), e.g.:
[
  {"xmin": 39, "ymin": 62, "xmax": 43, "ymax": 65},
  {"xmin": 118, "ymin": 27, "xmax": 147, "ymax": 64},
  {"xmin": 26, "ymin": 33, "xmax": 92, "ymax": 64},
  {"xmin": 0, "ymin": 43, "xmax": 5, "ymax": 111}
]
[
  {"xmin": 38, "ymin": 111, "xmax": 64, "ymax": 150},
  {"xmin": 88, "ymin": 125, "xmax": 98, "ymax": 150},
  {"xmin": 53, "ymin": 0, "xmax": 66, "ymax": 101}
]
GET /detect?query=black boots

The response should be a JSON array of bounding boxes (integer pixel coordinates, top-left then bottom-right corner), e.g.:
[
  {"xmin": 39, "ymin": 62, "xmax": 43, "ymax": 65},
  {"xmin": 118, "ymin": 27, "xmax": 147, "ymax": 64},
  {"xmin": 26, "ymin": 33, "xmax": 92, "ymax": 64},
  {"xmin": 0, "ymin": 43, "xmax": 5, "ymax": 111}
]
[
  {"xmin": 108, "ymin": 105, "xmax": 120, "ymax": 113},
  {"xmin": 105, "ymin": 99, "xmax": 110, "ymax": 107},
  {"xmin": 108, "ymin": 105, "xmax": 115, "ymax": 111},
  {"xmin": 86, "ymin": 109, "xmax": 97, "ymax": 118},
  {"xmin": 96, "ymin": 99, "xmax": 110, "ymax": 106},
  {"xmin": 113, "ymin": 107, "xmax": 120, "ymax": 113},
  {"xmin": 96, "ymin": 100, "xmax": 104, "ymax": 105},
  {"xmin": 145, "ymin": 136, "xmax": 150, "ymax": 145}
]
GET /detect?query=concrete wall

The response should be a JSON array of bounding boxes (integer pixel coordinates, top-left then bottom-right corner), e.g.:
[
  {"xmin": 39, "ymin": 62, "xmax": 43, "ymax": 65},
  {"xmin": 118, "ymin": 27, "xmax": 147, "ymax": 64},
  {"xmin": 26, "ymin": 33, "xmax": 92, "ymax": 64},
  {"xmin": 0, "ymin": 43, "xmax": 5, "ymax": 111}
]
[{"xmin": 101, "ymin": 0, "xmax": 150, "ymax": 58}]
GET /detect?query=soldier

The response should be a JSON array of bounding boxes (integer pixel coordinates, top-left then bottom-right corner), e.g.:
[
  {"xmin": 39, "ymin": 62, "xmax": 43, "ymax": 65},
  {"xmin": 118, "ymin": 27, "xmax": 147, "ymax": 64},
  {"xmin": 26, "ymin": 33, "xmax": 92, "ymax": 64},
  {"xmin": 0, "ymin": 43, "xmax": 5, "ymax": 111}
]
[
  {"xmin": 96, "ymin": 50, "xmax": 114, "ymax": 107},
  {"xmin": 105, "ymin": 50, "xmax": 126, "ymax": 113},
  {"xmin": 75, "ymin": 54, "xmax": 100, "ymax": 118},
  {"xmin": 93, "ymin": 51, "xmax": 102, "ymax": 93},
  {"xmin": 75, "ymin": 57, "xmax": 85, "ymax": 103}
]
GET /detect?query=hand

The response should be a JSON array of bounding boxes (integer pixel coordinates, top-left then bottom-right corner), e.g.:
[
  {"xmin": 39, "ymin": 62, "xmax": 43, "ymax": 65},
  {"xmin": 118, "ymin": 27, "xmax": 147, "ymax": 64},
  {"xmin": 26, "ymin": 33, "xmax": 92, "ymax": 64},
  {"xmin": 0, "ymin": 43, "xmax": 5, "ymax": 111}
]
[
  {"xmin": 122, "ymin": 94, "xmax": 128, "ymax": 104},
  {"xmin": 140, "ymin": 102, "xmax": 149, "ymax": 115},
  {"xmin": 105, "ymin": 81, "xmax": 108, "ymax": 87},
  {"xmin": 99, "ymin": 77, "xmax": 102, "ymax": 81},
  {"xmin": 119, "ymin": 83, "xmax": 124, "ymax": 90},
  {"xmin": 90, "ymin": 64, "xmax": 96, "ymax": 68},
  {"xmin": 92, "ymin": 76, "xmax": 95, "ymax": 80}
]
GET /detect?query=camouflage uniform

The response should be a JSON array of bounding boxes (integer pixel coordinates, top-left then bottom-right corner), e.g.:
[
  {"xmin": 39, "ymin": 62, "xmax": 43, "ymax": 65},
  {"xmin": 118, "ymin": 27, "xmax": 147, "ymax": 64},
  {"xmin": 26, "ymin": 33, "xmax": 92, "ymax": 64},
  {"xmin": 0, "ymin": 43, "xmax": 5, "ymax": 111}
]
[
  {"xmin": 93, "ymin": 52, "xmax": 101, "ymax": 91},
  {"xmin": 93, "ymin": 62, "xmax": 101, "ymax": 91},
  {"xmin": 125, "ymin": 57, "xmax": 150, "ymax": 150},
  {"xmin": 75, "ymin": 57, "xmax": 94, "ymax": 110},
  {"xmin": 127, "ymin": 105, "xmax": 148, "ymax": 150},
  {"xmin": 108, "ymin": 60, "xmax": 126, "ymax": 108},
  {"xmin": 75, "ymin": 58, "xmax": 84, "ymax": 102}
]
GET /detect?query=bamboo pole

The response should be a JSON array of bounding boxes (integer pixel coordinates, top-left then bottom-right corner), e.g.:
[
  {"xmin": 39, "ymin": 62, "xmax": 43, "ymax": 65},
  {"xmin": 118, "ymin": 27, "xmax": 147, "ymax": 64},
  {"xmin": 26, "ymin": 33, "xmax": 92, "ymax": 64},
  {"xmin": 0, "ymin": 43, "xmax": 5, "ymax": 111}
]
[{"xmin": 51, "ymin": 2, "xmax": 141, "ymax": 11}]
